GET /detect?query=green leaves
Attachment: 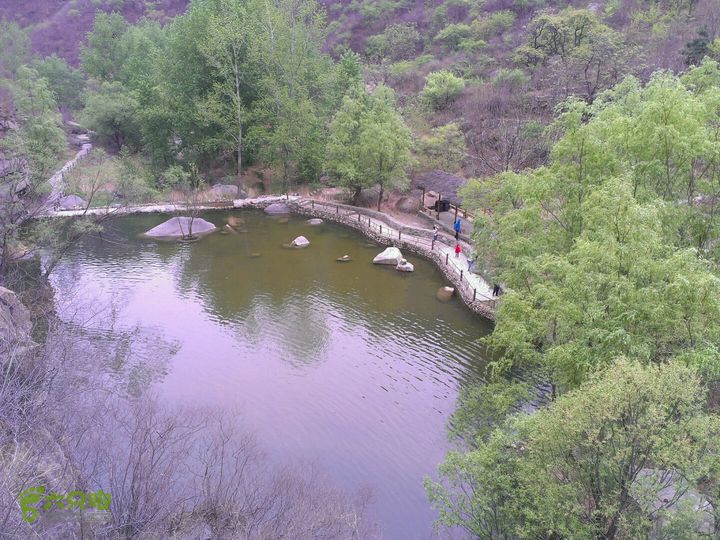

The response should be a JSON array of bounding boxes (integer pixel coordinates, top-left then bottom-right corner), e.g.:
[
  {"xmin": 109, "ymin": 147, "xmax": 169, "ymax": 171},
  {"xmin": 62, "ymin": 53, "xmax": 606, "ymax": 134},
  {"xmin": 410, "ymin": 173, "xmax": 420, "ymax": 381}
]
[
  {"xmin": 428, "ymin": 360, "xmax": 720, "ymax": 538},
  {"xmin": 324, "ymin": 86, "xmax": 412, "ymax": 207}
]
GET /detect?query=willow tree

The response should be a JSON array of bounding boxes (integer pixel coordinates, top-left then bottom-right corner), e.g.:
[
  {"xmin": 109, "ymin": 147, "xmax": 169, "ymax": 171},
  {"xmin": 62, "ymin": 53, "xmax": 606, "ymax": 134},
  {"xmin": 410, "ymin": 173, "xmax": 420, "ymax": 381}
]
[{"xmin": 325, "ymin": 85, "xmax": 412, "ymax": 209}]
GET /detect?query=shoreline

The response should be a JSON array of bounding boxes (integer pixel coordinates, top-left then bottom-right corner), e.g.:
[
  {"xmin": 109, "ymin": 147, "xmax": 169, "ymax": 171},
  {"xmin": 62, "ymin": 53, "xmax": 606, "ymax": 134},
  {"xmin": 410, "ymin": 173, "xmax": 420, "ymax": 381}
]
[{"xmin": 39, "ymin": 195, "xmax": 497, "ymax": 320}]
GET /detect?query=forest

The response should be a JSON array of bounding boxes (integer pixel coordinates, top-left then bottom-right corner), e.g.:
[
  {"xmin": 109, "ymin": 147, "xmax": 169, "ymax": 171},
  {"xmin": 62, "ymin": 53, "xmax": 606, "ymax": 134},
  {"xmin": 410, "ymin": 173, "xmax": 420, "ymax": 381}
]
[{"xmin": 2, "ymin": 0, "xmax": 720, "ymax": 537}]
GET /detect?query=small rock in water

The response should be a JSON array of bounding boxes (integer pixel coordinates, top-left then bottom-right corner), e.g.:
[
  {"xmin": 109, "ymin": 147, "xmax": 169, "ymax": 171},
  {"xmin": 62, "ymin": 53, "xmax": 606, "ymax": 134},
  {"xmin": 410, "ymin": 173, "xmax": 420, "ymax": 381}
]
[
  {"xmin": 396, "ymin": 258, "xmax": 414, "ymax": 272},
  {"xmin": 249, "ymin": 252, "xmax": 262, "ymax": 258},
  {"xmin": 336, "ymin": 255, "xmax": 352, "ymax": 262},
  {"xmin": 436, "ymin": 286, "xmax": 454, "ymax": 301},
  {"xmin": 277, "ymin": 217, "xmax": 289, "ymax": 224},
  {"xmin": 291, "ymin": 235, "xmax": 310, "ymax": 248},
  {"xmin": 307, "ymin": 218, "xmax": 323, "ymax": 225}
]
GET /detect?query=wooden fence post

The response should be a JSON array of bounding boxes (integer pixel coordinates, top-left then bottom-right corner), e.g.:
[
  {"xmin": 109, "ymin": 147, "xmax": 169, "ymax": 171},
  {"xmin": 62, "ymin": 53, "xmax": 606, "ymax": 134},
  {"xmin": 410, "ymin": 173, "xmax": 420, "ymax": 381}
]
[
  {"xmin": 460, "ymin": 270, "xmax": 463, "ymax": 282},
  {"xmin": 380, "ymin": 225, "xmax": 382, "ymax": 234},
  {"xmin": 358, "ymin": 213, "xmax": 361, "ymax": 222},
  {"xmin": 445, "ymin": 253, "xmax": 448, "ymax": 265},
  {"xmin": 431, "ymin": 239, "xmax": 435, "ymax": 250},
  {"xmin": 336, "ymin": 205, "xmax": 339, "ymax": 214},
  {"xmin": 398, "ymin": 230, "xmax": 401, "ymax": 240},
  {"xmin": 311, "ymin": 200, "xmax": 314, "ymax": 209},
  {"xmin": 473, "ymin": 288, "xmax": 477, "ymax": 301}
]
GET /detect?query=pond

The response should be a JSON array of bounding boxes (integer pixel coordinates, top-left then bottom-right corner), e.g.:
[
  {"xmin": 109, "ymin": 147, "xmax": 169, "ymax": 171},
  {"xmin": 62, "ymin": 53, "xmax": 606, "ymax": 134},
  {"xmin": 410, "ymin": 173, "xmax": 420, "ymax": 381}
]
[{"xmin": 50, "ymin": 209, "xmax": 493, "ymax": 539}]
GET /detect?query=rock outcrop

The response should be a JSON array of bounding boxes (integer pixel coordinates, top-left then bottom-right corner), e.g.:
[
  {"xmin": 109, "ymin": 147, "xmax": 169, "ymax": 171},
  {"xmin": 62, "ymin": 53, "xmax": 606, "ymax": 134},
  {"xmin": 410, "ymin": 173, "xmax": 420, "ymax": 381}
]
[
  {"xmin": 396, "ymin": 258, "xmax": 414, "ymax": 272},
  {"xmin": 58, "ymin": 194, "xmax": 87, "ymax": 209},
  {"xmin": 395, "ymin": 196, "xmax": 420, "ymax": 214},
  {"xmin": 373, "ymin": 247, "xmax": 403, "ymax": 265},
  {"xmin": 291, "ymin": 235, "xmax": 310, "ymax": 248},
  {"xmin": 144, "ymin": 217, "xmax": 217, "ymax": 238},
  {"xmin": 264, "ymin": 202, "xmax": 290, "ymax": 215},
  {"xmin": 0, "ymin": 286, "xmax": 36, "ymax": 358},
  {"xmin": 211, "ymin": 184, "xmax": 240, "ymax": 199}
]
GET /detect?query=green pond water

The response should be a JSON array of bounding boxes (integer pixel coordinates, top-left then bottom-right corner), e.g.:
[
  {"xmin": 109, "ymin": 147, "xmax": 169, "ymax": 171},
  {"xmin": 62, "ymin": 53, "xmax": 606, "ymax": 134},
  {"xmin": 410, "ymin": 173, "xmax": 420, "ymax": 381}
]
[{"xmin": 51, "ymin": 209, "xmax": 493, "ymax": 539}]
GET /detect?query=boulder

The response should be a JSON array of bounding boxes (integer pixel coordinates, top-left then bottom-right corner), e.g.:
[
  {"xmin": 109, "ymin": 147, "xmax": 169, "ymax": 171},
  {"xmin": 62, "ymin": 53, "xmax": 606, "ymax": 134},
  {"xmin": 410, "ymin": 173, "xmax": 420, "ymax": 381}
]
[
  {"xmin": 291, "ymin": 235, "xmax": 310, "ymax": 248},
  {"xmin": 436, "ymin": 286, "xmax": 454, "ymax": 301},
  {"xmin": 395, "ymin": 196, "xmax": 420, "ymax": 214},
  {"xmin": 396, "ymin": 258, "xmax": 414, "ymax": 272},
  {"xmin": 211, "ymin": 184, "xmax": 239, "ymax": 198},
  {"xmin": 307, "ymin": 218, "xmax": 323, "ymax": 225},
  {"xmin": 0, "ymin": 286, "xmax": 36, "ymax": 358},
  {"xmin": 144, "ymin": 217, "xmax": 217, "ymax": 238},
  {"xmin": 264, "ymin": 202, "xmax": 290, "ymax": 215},
  {"xmin": 373, "ymin": 247, "xmax": 403, "ymax": 265},
  {"xmin": 58, "ymin": 194, "xmax": 87, "ymax": 209},
  {"xmin": 336, "ymin": 255, "xmax": 352, "ymax": 262}
]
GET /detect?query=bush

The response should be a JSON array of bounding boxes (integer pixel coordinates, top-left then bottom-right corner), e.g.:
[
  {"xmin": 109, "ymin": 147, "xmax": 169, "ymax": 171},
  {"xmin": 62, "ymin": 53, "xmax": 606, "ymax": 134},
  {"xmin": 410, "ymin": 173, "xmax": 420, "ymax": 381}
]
[
  {"xmin": 421, "ymin": 70, "xmax": 465, "ymax": 109},
  {"xmin": 434, "ymin": 23, "xmax": 472, "ymax": 50},
  {"xmin": 365, "ymin": 23, "xmax": 422, "ymax": 61},
  {"xmin": 492, "ymin": 68, "xmax": 529, "ymax": 89},
  {"xmin": 472, "ymin": 10, "xmax": 516, "ymax": 41}
]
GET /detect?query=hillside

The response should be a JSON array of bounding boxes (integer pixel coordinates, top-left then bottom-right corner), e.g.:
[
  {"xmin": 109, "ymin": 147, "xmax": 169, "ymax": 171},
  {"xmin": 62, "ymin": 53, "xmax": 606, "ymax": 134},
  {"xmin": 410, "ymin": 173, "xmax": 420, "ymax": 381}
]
[{"xmin": 1, "ymin": 0, "xmax": 717, "ymax": 182}]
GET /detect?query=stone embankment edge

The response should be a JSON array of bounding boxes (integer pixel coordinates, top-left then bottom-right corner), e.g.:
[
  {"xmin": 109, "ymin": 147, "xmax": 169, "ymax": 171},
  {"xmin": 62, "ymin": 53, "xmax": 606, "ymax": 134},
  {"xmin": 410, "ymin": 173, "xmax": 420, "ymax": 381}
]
[
  {"xmin": 286, "ymin": 201, "xmax": 496, "ymax": 321},
  {"xmin": 37, "ymin": 195, "xmax": 496, "ymax": 320}
]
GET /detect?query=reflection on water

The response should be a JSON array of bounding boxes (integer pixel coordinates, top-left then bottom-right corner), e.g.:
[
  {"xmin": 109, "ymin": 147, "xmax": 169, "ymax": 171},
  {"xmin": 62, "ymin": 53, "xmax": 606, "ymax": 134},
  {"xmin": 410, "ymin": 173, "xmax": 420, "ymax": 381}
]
[{"xmin": 51, "ymin": 210, "xmax": 493, "ymax": 539}]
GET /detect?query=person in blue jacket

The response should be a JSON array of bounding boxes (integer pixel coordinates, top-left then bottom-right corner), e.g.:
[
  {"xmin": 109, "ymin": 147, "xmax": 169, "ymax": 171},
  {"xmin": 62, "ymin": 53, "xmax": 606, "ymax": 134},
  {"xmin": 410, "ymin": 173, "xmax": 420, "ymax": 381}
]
[{"xmin": 453, "ymin": 217, "xmax": 461, "ymax": 240}]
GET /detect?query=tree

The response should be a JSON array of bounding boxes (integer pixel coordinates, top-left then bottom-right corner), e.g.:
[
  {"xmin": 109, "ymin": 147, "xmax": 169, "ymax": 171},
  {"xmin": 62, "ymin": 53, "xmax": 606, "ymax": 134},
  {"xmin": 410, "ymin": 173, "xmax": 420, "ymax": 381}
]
[
  {"xmin": 325, "ymin": 85, "xmax": 412, "ymax": 209},
  {"xmin": 81, "ymin": 81, "xmax": 140, "ymax": 150},
  {"xmin": 199, "ymin": 0, "xmax": 256, "ymax": 177},
  {"xmin": 248, "ymin": 0, "xmax": 332, "ymax": 192},
  {"xmin": 0, "ymin": 19, "xmax": 30, "ymax": 78},
  {"xmin": 30, "ymin": 55, "xmax": 85, "ymax": 111},
  {"xmin": 417, "ymin": 122, "xmax": 467, "ymax": 172},
  {"xmin": 426, "ymin": 359, "xmax": 720, "ymax": 539},
  {"xmin": 80, "ymin": 12, "xmax": 130, "ymax": 82},
  {"xmin": 421, "ymin": 70, "xmax": 465, "ymax": 109}
]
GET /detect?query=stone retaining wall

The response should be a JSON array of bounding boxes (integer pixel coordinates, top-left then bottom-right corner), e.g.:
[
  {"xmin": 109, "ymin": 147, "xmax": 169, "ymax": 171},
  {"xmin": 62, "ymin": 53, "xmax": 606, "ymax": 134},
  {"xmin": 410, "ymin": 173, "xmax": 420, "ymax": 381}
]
[{"xmin": 288, "ymin": 201, "xmax": 496, "ymax": 320}]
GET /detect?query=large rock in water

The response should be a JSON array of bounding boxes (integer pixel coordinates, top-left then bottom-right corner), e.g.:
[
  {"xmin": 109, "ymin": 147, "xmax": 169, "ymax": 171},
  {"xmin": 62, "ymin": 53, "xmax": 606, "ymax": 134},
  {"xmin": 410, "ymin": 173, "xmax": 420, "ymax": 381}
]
[
  {"xmin": 144, "ymin": 217, "xmax": 217, "ymax": 238},
  {"xmin": 291, "ymin": 235, "xmax": 310, "ymax": 248},
  {"xmin": 436, "ymin": 286, "xmax": 454, "ymax": 301},
  {"xmin": 396, "ymin": 258, "xmax": 414, "ymax": 272},
  {"xmin": 264, "ymin": 202, "xmax": 290, "ymax": 215},
  {"xmin": 58, "ymin": 194, "xmax": 87, "ymax": 209},
  {"xmin": 0, "ymin": 287, "xmax": 36, "ymax": 358},
  {"xmin": 373, "ymin": 247, "xmax": 403, "ymax": 265}
]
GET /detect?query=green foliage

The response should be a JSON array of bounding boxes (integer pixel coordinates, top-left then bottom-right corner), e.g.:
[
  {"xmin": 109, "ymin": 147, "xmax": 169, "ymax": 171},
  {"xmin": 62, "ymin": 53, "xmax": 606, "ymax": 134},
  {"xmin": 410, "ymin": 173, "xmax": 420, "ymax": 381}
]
[
  {"xmin": 471, "ymin": 10, "xmax": 515, "ymax": 41},
  {"xmin": 417, "ymin": 122, "xmax": 467, "ymax": 172},
  {"xmin": 80, "ymin": 12, "xmax": 130, "ymax": 81},
  {"xmin": 359, "ymin": 0, "xmax": 406, "ymax": 22},
  {"xmin": 30, "ymin": 55, "xmax": 85, "ymax": 110},
  {"xmin": 683, "ymin": 27, "xmax": 712, "ymax": 66},
  {"xmin": 324, "ymin": 85, "xmax": 412, "ymax": 208},
  {"xmin": 115, "ymin": 146, "xmax": 155, "ymax": 202},
  {"xmin": 365, "ymin": 23, "xmax": 422, "ymax": 61},
  {"xmin": 1, "ymin": 67, "xmax": 65, "ymax": 184},
  {"xmin": 0, "ymin": 19, "xmax": 30, "ymax": 77},
  {"xmin": 427, "ymin": 359, "xmax": 720, "ymax": 539},
  {"xmin": 81, "ymin": 81, "xmax": 140, "ymax": 150},
  {"xmin": 461, "ymin": 66, "xmax": 720, "ymax": 389},
  {"xmin": 421, "ymin": 70, "xmax": 465, "ymax": 109},
  {"xmin": 491, "ymin": 67, "xmax": 528, "ymax": 89},
  {"xmin": 433, "ymin": 23, "xmax": 472, "ymax": 51}
]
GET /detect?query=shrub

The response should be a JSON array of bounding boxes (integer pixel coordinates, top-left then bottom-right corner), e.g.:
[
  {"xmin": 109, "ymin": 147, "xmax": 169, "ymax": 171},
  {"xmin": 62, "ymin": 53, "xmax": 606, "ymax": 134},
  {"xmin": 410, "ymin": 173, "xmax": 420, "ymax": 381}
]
[
  {"xmin": 421, "ymin": 70, "xmax": 466, "ymax": 109},
  {"xmin": 365, "ymin": 23, "xmax": 422, "ymax": 61},
  {"xmin": 434, "ymin": 23, "xmax": 472, "ymax": 50},
  {"xmin": 472, "ymin": 10, "xmax": 516, "ymax": 41},
  {"xmin": 492, "ymin": 68, "xmax": 529, "ymax": 89}
]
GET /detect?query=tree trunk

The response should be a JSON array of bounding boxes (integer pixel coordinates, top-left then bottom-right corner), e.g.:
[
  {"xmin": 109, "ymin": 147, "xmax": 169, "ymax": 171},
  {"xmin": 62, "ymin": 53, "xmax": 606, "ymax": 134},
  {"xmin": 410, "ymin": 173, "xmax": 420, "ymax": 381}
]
[
  {"xmin": 352, "ymin": 185, "xmax": 362, "ymax": 205},
  {"xmin": 377, "ymin": 184, "xmax": 383, "ymax": 211}
]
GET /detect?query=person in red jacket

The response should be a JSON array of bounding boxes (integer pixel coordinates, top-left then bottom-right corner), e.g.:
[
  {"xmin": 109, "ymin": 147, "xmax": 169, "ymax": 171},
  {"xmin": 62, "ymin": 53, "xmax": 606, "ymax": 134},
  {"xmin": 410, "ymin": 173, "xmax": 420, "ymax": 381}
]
[{"xmin": 455, "ymin": 243, "xmax": 461, "ymax": 258}]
